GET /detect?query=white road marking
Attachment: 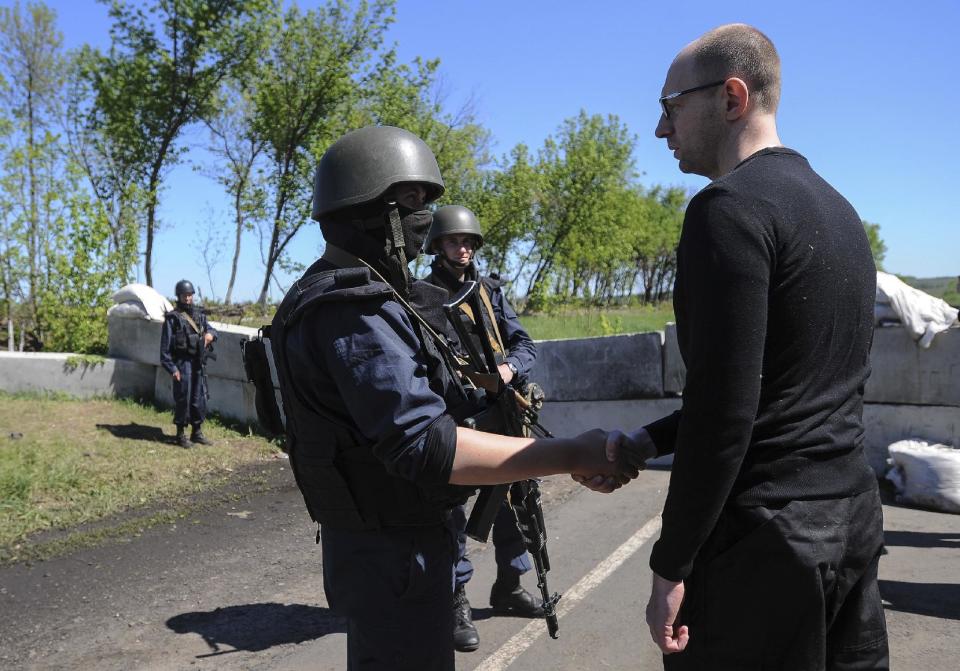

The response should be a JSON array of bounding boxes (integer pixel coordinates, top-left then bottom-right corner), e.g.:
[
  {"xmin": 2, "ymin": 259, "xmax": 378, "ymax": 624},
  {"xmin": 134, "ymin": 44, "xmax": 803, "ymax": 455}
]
[{"xmin": 473, "ymin": 515, "xmax": 662, "ymax": 671}]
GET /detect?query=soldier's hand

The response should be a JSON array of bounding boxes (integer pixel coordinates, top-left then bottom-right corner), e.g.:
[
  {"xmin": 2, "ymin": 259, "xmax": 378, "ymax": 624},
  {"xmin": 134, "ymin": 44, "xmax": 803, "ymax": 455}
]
[
  {"xmin": 572, "ymin": 428, "xmax": 654, "ymax": 493},
  {"xmin": 497, "ymin": 363, "xmax": 514, "ymax": 384},
  {"xmin": 570, "ymin": 429, "xmax": 640, "ymax": 493},
  {"xmin": 171, "ymin": 370, "xmax": 181, "ymax": 382},
  {"xmin": 203, "ymin": 333, "xmax": 214, "ymax": 347}
]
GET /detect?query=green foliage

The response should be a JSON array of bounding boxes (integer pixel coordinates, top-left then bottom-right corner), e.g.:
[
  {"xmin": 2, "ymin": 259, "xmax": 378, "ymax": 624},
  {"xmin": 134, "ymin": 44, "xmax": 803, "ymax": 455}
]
[
  {"xmin": 862, "ymin": 220, "xmax": 886, "ymax": 270},
  {"xmin": 78, "ymin": 0, "xmax": 274, "ymax": 285},
  {"xmin": 249, "ymin": 0, "xmax": 396, "ymax": 305},
  {"xmin": 520, "ymin": 303, "xmax": 676, "ymax": 341},
  {"xmin": 468, "ymin": 111, "xmax": 684, "ymax": 309},
  {"xmin": 0, "ymin": 393, "xmax": 280, "ymax": 560},
  {"xmin": 38, "ymin": 167, "xmax": 135, "ymax": 354}
]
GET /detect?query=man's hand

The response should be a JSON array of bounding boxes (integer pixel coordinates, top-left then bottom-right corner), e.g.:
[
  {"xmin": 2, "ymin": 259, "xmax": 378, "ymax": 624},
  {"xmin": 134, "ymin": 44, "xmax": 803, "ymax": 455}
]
[
  {"xmin": 646, "ymin": 573, "xmax": 689, "ymax": 654},
  {"xmin": 569, "ymin": 429, "xmax": 641, "ymax": 492},
  {"xmin": 203, "ymin": 332, "xmax": 214, "ymax": 347},
  {"xmin": 497, "ymin": 362, "xmax": 514, "ymax": 384},
  {"xmin": 572, "ymin": 428, "xmax": 657, "ymax": 493},
  {"xmin": 171, "ymin": 369, "xmax": 181, "ymax": 382}
]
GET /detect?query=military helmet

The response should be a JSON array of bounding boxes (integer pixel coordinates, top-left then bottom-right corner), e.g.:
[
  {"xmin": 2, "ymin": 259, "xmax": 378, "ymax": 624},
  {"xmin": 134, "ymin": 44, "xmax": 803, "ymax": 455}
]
[
  {"xmin": 312, "ymin": 126, "xmax": 445, "ymax": 220},
  {"xmin": 175, "ymin": 279, "xmax": 195, "ymax": 297},
  {"xmin": 425, "ymin": 205, "xmax": 484, "ymax": 253}
]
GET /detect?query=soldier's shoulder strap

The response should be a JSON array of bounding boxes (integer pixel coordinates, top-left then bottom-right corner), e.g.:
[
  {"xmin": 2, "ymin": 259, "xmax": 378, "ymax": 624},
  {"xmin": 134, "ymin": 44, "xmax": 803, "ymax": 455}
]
[
  {"xmin": 274, "ymin": 267, "xmax": 393, "ymax": 332},
  {"xmin": 180, "ymin": 311, "xmax": 202, "ymax": 334},
  {"xmin": 476, "ymin": 279, "xmax": 506, "ymax": 354}
]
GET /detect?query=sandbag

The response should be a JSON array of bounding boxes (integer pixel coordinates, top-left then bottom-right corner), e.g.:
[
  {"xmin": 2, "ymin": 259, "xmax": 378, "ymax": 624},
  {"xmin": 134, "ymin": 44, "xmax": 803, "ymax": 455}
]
[
  {"xmin": 875, "ymin": 272, "xmax": 958, "ymax": 348},
  {"xmin": 109, "ymin": 283, "xmax": 173, "ymax": 321},
  {"xmin": 885, "ymin": 439, "xmax": 960, "ymax": 514}
]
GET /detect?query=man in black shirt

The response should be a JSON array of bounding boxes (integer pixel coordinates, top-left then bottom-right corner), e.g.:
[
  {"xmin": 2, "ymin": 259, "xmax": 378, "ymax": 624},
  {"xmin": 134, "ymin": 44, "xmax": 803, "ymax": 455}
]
[{"xmin": 589, "ymin": 23, "xmax": 888, "ymax": 669}]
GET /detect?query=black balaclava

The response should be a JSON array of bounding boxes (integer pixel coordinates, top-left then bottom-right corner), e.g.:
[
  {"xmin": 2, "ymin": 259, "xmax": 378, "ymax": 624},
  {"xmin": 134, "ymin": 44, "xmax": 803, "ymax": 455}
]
[{"xmin": 320, "ymin": 201, "xmax": 433, "ymax": 298}]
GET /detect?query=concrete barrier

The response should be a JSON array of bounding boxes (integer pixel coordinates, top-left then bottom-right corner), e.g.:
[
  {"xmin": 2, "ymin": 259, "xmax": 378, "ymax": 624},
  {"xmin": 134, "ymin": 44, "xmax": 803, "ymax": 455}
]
[
  {"xmin": 11, "ymin": 310, "xmax": 957, "ymax": 478},
  {"xmin": 107, "ymin": 316, "xmax": 163, "ymax": 366},
  {"xmin": 866, "ymin": 326, "xmax": 960, "ymax": 407},
  {"xmin": 0, "ymin": 352, "xmax": 155, "ymax": 400},
  {"xmin": 531, "ymin": 333, "xmax": 663, "ymax": 401}
]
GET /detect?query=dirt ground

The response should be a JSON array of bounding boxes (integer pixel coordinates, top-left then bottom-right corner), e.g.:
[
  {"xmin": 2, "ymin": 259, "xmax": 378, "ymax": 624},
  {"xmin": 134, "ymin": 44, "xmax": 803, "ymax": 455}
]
[{"xmin": 1, "ymin": 462, "xmax": 958, "ymax": 670}]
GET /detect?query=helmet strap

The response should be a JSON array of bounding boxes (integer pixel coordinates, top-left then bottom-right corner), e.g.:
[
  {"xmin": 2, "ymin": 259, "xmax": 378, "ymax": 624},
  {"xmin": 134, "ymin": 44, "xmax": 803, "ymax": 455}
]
[{"xmin": 384, "ymin": 204, "xmax": 411, "ymax": 297}]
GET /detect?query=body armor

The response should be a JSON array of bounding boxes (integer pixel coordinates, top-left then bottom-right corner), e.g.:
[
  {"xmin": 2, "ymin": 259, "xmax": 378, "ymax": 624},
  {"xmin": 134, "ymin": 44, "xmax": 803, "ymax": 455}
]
[{"xmin": 271, "ymin": 265, "xmax": 473, "ymax": 530}]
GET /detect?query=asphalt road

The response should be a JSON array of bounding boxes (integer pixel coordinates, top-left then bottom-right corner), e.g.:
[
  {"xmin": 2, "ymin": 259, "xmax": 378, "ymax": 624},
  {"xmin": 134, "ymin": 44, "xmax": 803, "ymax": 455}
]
[{"xmin": 1, "ymin": 461, "xmax": 958, "ymax": 670}]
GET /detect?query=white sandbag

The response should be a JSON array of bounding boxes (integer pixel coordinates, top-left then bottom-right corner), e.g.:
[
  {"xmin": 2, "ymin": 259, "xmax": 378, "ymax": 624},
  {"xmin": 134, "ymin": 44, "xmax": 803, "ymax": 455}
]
[
  {"xmin": 885, "ymin": 439, "xmax": 960, "ymax": 514},
  {"xmin": 875, "ymin": 272, "xmax": 959, "ymax": 348},
  {"xmin": 109, "ymin": 283, "xmax": 173, "ymax": 321},
  {"xmin": 106, "ymin": 301, "xmax": 148, "ymax": 319}
]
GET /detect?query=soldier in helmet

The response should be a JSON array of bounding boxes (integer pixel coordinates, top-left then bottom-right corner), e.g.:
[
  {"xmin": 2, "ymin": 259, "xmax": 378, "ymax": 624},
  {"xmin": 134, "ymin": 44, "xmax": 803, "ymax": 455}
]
[
  {"xmin": 160, "ymin": 280, "xmax": 217, "ymax": 448},
  {"xmin": 422, "ymin": 205, "xmax": 542, "ymax": 652},
  {"xmin": 269, "ymin": 125, "xmax": 634, "ymax": 670}
]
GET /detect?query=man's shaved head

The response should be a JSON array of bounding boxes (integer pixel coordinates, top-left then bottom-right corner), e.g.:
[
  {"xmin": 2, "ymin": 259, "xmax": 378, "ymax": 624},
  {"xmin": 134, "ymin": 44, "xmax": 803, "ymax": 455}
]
[{"xmin": 689, "ymin": 23, "xmax": 781, "ymax": 113}]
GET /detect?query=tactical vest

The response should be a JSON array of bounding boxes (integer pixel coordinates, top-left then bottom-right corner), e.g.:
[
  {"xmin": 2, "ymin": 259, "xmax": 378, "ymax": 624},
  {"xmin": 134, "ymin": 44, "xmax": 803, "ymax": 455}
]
[
  {"xmin": 426, "ymin": 268, "xmax": 507, "ymax": 366},
  {"xmin": 271, "ymin": 265, "xmax": 474, "ymax": 531},
  {"xmin": 167, "ymin": 310, "xmax": 202, "ymax": 357}
]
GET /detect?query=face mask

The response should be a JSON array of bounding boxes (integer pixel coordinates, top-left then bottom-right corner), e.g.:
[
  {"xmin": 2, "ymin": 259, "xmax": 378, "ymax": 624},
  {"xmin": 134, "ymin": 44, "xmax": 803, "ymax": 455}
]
[{"xmin": 397, "ymin": 206, "xmax": 433, "ymax": 260}]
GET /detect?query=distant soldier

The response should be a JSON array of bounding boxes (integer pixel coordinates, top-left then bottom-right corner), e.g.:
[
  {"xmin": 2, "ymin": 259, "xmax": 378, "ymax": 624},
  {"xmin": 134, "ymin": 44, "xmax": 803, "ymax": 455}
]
[
  {"xmin": 160, "ymin": 280, "xmax": 217, "ymax": 448},
  {"xmin": 422, "ymin": 205, "xmax": 542, "ymax": 653}
]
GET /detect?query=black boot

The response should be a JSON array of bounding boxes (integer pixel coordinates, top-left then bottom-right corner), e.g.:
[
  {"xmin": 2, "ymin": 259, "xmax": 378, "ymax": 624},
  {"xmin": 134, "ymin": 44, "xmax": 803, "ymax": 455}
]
[
  {"xmin": 453, "ymin": 584, "xmax": 480, "ymax": 652},
  {"xmin": 176, "ymin": 425, "xmax": 191, "ymax": 449},
  {"xmin": 190, "ymin": 424, "xmax": 213, "ymax": 446},
  {"xmin": 490, "ymin": 577, "xmax": 545, "ymax": 617}
]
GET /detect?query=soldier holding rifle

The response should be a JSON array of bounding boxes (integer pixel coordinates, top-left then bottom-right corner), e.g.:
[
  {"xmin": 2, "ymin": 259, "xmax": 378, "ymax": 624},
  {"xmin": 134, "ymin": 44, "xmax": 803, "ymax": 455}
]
[
  {"xmin": 422, "ymin": 205, "xmax": 545, "ymax": 652},
  {"xmin": 267, "ymin": 126, "xmax": 636, "ymax": 671},
  {"xmin": 160, "ymin": 279, "xmax": 217, "ymax": 448}
]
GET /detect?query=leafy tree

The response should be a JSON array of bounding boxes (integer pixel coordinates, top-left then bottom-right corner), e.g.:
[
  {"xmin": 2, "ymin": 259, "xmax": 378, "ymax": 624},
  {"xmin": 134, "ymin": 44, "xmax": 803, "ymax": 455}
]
[
  {"xmin": 80, "ymin": 0, "xmax": 272, "ymax": 286},
  {"xmin": 470, "ymin": 143, "xmax": 540, "ymax": 289},
  {"xmin": 38, "ymin": 165, "xmax": 137, "ymax": 353},
  {"xmin": 0, "ymin": 0, "xmax": 65, "ymax": 343},
  {"xmin": 64, "ymin": 46, "xmax": 144, "ymax": 278},
  {"xmin": 862, "ymin": 220, "xmax": 886, "ymax": 270},
  {"xmin": 524, "ymin": 111, "xmax": 636, "ymax": 309},
  {"xmin": 250, "ymin": 0, "xmax": 394, "ymax": 306},
  {"xmin": 202, "ymin": 81, "xmax": 267, "ymax": 304}
]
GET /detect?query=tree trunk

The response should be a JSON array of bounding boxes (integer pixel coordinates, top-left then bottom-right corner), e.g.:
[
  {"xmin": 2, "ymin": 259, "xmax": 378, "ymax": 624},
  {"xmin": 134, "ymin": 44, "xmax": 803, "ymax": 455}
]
[{"xmin": 224, "ymin": 187, "xmax": 244, "ymax": 305}]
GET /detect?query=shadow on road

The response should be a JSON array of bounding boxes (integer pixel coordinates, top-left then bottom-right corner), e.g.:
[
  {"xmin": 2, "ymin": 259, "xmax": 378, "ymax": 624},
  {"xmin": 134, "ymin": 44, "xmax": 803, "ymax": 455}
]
[
  {"xmin": 883, "ymin": 530, "xmax": 960, "ymax": 550},
  {"xmin": 880, "ymin": 580, "xmax": 960, "ymax": 620},
  {"xmin": 167, "ymin": 603, "xmax": 347, "ymax": 658},
  {"xmin": 96, "ymin": 422, "xmax": 173, "ymax": 445}
]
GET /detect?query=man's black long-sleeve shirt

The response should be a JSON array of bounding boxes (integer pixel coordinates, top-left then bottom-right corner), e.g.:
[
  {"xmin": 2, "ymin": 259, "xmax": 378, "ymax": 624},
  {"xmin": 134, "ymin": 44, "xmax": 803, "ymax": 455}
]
[{"xmin": 644, "ymin": 148, "xmax": 878, "ymax": 581}]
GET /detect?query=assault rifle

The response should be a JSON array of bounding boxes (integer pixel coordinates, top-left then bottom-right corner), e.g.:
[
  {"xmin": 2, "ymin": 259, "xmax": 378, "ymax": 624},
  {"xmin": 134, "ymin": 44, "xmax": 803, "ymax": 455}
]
[{"xmin": 443, "ymin": 280, "xmax": 562, "ymax": 639}]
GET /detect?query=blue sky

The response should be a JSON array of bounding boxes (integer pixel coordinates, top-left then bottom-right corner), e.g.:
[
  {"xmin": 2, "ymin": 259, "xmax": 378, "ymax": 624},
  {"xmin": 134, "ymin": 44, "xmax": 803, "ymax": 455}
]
[{"xmin": 42, "ymin": 0, "xmax": 959, "ymax": 302}]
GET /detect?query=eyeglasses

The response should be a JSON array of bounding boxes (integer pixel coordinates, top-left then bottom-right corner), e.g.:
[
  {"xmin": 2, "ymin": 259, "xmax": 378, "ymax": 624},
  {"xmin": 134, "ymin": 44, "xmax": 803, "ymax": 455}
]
[{"xmin": 659, "ymin": 80, "xmax": 726, "ymax": 119}]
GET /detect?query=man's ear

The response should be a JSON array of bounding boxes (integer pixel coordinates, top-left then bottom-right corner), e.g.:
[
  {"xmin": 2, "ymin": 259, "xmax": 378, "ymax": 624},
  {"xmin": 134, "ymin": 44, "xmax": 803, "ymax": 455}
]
[{"xmin": 724, "ymin": 77, "xmax": 750, "ymax": 120}]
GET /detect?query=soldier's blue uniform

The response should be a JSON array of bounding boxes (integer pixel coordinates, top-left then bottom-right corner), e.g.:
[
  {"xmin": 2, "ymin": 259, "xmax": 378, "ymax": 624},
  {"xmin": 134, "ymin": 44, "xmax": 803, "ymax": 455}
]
[
  {"xmin": 272, "ymin": 257, "xmax": 471, "ymax": 671},
  {"xmin": 160, "ymin": 307, "xmax": 217, "ymax": 429},
  {"xmin": 423, "ymin": 259, "xmax": 539, "ymax": 603}
]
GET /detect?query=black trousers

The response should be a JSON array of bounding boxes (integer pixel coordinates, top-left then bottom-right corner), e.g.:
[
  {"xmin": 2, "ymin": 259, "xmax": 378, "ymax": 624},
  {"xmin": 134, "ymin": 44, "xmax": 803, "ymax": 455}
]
[
  {"xmin": 171, "ymin": 359, "xmax": 207, "ymax": 426},
  {"xmin": 664, "ymin": 488, "xmax": 889, "ymax": 671},
  {"xmin": 321, "ymin": 522, "xmax": 458, "ymax": 671}
]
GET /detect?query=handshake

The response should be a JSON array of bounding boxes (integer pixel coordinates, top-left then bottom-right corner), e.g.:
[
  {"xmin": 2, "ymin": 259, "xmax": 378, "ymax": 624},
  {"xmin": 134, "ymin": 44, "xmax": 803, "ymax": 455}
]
[{"xmin": 570, "ymin": 428, "xmax": 658, "ymax": 494}]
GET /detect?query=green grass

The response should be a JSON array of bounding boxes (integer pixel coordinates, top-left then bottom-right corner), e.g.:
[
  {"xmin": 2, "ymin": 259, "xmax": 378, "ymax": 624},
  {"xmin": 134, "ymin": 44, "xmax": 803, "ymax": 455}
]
[
  {"xmin": 521, "ymin": 303, "xmax": 676, "ymax": 340},
  {"xmin": 0, "ymin": 393, "xmax": 282, "ymax": 562}
]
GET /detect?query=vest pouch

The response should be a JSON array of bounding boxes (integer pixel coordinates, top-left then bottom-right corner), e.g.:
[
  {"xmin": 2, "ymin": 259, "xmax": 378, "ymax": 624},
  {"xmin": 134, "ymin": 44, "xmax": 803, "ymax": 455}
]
[
  {"xmin": 290, "ymin": 444, "xmax": 368, "ymax": 529},
  {"xmin": 186, "ymin": 332, "xmax": 200, "ymax": 356},
  {"xmin": 173, "ymin": 327, "xmax": 188, "ymax": 354}
]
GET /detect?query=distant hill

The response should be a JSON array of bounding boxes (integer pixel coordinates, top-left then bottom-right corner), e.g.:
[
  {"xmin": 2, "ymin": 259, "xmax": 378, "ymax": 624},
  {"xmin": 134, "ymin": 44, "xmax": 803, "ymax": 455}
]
[{"xmin": 898, "ymin": 275, "xmax": 960, "ymax": 308}]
